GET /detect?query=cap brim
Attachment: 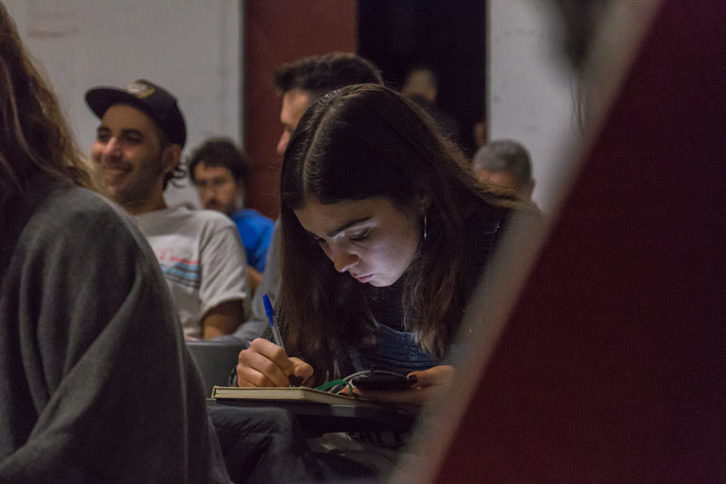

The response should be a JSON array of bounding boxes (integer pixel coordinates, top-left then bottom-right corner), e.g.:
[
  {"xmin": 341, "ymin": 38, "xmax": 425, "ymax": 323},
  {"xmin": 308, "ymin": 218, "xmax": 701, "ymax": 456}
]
[{"xmin": 85, "ymin": 87, "xmax": 155, "ymax": 121}]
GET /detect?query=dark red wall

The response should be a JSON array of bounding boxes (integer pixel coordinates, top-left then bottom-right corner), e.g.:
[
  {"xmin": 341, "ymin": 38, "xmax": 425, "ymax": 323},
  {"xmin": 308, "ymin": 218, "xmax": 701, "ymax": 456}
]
[
  {"xmin": 243, "ymin": 0, "xmax": 357, "ymax": 219},
  {"xmin": 432, "ymin": 1, "xmax": 726, "ymax": 481}
]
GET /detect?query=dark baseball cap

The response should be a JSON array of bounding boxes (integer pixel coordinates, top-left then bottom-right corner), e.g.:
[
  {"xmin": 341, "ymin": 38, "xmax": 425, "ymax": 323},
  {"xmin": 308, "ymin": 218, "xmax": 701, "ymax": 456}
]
[{"xmin": 85, "ymin": 79, "xmax": 187, "ymax": 148}]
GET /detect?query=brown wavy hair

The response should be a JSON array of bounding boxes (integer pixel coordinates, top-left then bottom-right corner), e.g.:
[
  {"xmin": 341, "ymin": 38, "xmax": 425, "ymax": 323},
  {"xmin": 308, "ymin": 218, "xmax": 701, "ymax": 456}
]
[
  {"xmin": 0, "ymin": 3, "xmax": 91, "ymax": 207},
  {"xmin": 279, "ymin": 84, "xmax": 520, "ymax": 382}
]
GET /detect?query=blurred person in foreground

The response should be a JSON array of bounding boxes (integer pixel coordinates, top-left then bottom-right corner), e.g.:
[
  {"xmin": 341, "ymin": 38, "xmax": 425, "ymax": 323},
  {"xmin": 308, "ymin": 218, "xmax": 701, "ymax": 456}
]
[{"xmin": 0, "ymin": 4, "xmax": 229, "ymax": 481}]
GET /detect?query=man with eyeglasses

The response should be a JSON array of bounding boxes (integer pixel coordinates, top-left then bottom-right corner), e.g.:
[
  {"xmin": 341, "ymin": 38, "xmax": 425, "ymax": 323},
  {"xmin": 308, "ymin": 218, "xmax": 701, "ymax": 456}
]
[{"xmin": 188, "ymin": 138, "xmax": 274, "ymax": 292}]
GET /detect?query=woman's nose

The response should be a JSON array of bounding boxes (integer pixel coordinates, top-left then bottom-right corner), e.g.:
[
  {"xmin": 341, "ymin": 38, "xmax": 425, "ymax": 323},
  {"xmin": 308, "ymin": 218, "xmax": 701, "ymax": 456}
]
[{"xmin": 331, "ymin": 247, "xmax": 359, "ymax": 273}]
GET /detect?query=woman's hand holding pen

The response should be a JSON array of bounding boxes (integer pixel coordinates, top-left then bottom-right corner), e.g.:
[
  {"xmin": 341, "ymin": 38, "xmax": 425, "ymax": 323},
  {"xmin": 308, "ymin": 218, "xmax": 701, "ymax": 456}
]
[
  {"xmin": 236, "ymin": 338, "xmax": 314, "ymax": 387},
  {"xmin": 352, "ymin": 364, "xmax": 455, "ymax": 406}
]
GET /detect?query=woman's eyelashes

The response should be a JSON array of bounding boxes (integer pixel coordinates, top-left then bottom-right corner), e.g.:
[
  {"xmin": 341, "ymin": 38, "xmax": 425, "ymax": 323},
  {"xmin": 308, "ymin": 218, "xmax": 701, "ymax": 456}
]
[
  {"xmin": 348, "ymin": 228, "xmax": 371, "ymax": 242},
  {"xmin": 309, "ymin": 228, "xmax": 371, "ymax": 250},
  {"xmin": 312, "ymin": 235, "xmax": 327, "ymax": 248}
]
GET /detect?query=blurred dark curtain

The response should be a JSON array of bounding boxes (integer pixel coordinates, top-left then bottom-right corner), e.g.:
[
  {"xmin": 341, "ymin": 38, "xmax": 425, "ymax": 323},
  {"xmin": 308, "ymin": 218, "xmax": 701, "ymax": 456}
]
[{"xmin": 358, "ymin": 0, "xmax": 487, "ymax": 156}]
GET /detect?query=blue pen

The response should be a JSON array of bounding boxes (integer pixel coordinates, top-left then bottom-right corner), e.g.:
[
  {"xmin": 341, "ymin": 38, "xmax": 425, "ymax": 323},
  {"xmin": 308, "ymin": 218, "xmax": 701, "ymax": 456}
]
[
  {"xmin": 263, "ymin": 294, "xmax": 285, "ymax": 351},
  {"xmin": 263, "ymin": 294, "xmax": 300, "ymax": 386}
]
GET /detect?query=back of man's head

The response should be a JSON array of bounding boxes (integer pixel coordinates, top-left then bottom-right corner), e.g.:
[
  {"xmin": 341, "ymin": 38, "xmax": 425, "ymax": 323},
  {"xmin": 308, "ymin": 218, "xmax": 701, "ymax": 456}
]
[
  {"xmin": 473, "ymin": 139, "xmax": 534, "ymax": 196},
  {"xmin": 273, "ymin": 52, "xmax": 383, "ymax": 100}
]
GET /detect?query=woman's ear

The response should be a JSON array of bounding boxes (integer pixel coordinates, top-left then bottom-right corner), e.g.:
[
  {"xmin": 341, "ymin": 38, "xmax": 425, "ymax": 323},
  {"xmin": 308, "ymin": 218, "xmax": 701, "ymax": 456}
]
[{"xmin": 416, "ymin": 195, "xmax": 431, "ymax": 214}]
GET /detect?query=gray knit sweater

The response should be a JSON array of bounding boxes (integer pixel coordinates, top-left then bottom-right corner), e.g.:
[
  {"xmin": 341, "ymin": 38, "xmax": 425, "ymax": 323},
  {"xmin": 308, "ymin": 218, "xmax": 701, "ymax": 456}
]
[{"xmin": 0, "ymin": 176, "xmax": 229, "ymax": 483}]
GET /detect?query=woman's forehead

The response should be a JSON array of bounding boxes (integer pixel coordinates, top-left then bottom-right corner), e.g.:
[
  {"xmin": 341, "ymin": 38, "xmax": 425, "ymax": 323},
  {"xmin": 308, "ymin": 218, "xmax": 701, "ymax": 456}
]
[{"xmin": 294, "ymin": 197, "xmax": 399, "ymax": 235}]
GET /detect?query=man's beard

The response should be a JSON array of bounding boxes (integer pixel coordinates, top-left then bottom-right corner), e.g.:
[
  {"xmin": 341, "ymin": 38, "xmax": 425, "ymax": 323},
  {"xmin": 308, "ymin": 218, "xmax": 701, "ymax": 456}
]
[{"xmin": 103, "ymin": 155, "xmax": 166, "ymax": 209}]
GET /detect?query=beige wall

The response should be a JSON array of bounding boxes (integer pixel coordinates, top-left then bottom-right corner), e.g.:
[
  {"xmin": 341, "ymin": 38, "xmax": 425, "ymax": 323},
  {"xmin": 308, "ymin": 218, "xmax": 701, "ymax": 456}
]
[
  {"xmin": 487, "ymin": 0, "xmax": 580, "ymax": 212},
  {"xmin": 4, "ymin": 0, "xmax": 242, "ymax": 209}
]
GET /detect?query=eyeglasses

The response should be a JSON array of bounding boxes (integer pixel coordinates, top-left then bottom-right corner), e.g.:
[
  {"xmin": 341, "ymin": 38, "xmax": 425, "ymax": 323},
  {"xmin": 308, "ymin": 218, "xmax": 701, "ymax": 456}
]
[{"xmin": 195, "ymin": 177, "xmax": 235, "ymax": 192}]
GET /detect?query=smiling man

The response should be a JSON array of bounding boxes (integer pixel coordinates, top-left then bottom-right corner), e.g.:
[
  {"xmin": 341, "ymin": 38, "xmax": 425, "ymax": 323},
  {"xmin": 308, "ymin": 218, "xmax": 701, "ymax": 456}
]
[{"xmin": 86, "ymin": 79, "xmax": 250, "ymax": 339}]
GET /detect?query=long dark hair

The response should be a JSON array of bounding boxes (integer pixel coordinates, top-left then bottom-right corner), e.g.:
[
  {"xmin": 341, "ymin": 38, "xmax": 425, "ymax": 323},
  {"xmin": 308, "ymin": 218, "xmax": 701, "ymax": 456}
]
[
  {"xmin": 279, "ymin": 84, "xmax": 518, "ymax": 380},
  {"xmin": 0, "ymin": 3, "xmax": 91, "ymax": 208}
]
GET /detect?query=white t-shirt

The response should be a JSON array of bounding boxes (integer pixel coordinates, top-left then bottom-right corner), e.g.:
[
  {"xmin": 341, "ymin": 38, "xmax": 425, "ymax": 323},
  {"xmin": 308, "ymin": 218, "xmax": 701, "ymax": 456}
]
[{"xmin": 134, "ymin": 206, "xmax": 250, "ymax": 337}]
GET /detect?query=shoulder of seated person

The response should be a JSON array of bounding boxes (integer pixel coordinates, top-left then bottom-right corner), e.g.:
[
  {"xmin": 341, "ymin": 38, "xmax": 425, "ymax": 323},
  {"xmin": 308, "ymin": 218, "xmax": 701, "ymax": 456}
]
[
  {"xmin": 23, "ymin": 184, "xmax": 152, "ymax": 264},
  {"xmin": 163, "ymin": 207, "xmax": 237, "ymax": 229},
  {"xmin": 43, "ymin": 185, "xmax": 139, "ymax": 238}
]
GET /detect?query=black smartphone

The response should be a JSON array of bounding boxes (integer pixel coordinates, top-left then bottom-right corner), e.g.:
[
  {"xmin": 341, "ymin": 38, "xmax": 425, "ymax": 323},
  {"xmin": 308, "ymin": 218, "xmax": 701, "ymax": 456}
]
[{"xmin": 351, "ymin": 372, "xmax": 411, "ymax": 391}]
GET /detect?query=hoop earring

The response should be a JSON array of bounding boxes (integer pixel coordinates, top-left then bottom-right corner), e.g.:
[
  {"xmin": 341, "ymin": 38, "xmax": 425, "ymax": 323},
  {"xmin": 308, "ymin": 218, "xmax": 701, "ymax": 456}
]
[{"xmin": 423, "ymin": 214, "xmax": 428, "ymax": 241}]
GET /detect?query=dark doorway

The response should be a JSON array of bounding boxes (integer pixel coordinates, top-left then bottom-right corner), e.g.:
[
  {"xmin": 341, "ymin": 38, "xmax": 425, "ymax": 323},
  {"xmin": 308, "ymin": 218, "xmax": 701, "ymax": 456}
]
[{"xmin": 358, "ymin": 0, "xmax": 486, "ymax": 156}]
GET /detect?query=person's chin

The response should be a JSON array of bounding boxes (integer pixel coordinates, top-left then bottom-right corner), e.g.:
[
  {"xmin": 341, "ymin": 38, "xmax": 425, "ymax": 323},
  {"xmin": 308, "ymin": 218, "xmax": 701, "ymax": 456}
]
[
  {"xmin": 377, "ymin": 271, "xmax": 407, "ymax": 288},
  {"xmin": 368, "ymin": 280, "xmax": 388, "ymax": 287},
  {"xmin": 102, "ymin": 181, "xmax": 125, "ymax": 198},
  {"xmin": 102, "ymin": 172, "xmax": 131, "ymax": 192},
  {"xmin": 367, "ymin": 275, "xmax": 397, "ymax": 288},
  {"xmin": 106, "ymin": 188, "xmax": 134, "ymax": 206}
]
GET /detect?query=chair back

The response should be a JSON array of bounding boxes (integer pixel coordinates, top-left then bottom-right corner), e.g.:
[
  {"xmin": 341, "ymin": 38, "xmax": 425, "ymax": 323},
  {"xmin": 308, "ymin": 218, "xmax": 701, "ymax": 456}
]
[{"xmin": 186, "ymin": 340, "xmax": 244, "ymax": 397}]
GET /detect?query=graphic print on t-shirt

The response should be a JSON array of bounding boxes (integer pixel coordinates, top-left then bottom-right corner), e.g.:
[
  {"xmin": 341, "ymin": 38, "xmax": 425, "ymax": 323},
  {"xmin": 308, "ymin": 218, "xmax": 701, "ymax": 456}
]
[{"xmin": 154, "ymin": 248, "xmax": 201, "ymax": 289}]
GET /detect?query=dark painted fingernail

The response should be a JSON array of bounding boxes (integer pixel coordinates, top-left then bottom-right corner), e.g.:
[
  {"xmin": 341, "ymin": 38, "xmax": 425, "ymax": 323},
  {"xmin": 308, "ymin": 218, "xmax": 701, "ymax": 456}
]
[
  {"xmin": 407, "ymin": 375, "xmax": 418, "ymax": 386},
  {"xmin": 288, "ymin": 376, "xmax": 303, "ymax": 387}
]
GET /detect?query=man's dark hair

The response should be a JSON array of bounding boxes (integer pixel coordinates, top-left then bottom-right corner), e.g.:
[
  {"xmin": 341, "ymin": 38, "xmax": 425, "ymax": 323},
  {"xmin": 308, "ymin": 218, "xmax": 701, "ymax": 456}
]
[
  {"xmin": 273, "ymin": 52, "xmax": 383, "ymax": 99},
  {"xmin": 187, "ymin": 138, "xmax": 250, "ymax": 185},
  {"xmin": 157, "ymin": 128, "xmax": 187, "ymax": 190},
  {"xmin": 472, "ymin": 139, "xmax": 533, "ymax": 189}
]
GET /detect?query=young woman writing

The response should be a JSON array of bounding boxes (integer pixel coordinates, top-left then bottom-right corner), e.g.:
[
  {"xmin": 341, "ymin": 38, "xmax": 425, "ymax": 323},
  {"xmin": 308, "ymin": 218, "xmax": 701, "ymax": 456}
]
[{"xmin": 236, "ymin": 84, "xmax": 525, "ymax": 406}]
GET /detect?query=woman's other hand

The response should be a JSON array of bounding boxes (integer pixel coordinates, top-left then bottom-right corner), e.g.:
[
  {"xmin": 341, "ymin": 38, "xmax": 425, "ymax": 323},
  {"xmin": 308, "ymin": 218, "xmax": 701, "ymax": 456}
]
[{"xmin": 352, "ymin": 365, "xmax": 454, "ymax": 406}]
